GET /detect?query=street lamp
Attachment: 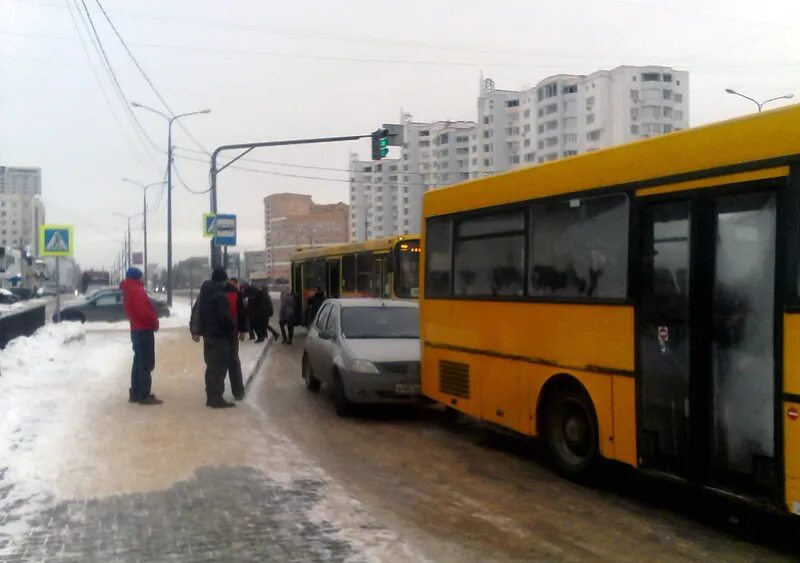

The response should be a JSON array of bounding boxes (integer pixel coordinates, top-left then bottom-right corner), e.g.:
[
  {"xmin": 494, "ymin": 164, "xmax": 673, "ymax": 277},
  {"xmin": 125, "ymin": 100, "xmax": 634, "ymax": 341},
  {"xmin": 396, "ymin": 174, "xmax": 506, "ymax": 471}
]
[
  {"xmin": 132, "ymin": 101, "xmax": 211, "ymax": 306},
  {"xmin": 122, "ymin": 178, "xmax": 166, "ymax": 289},
  {"xmin": 725, "ymin": 89, "xmax": 794, "ymax": 112},
  {"xmin": 114, "ymin": 211, "xmax": 144, "ymax": 271}
]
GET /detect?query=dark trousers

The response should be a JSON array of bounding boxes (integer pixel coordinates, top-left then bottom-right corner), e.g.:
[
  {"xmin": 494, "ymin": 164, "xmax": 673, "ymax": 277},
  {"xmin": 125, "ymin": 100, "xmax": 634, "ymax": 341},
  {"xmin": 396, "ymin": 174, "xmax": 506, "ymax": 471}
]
[
  {"xmin": 130, "ymin": 330, "xmax": 155, "ymax": 401},
  {"xmin": 279, "ymin": 320, "xmax": 294, "ymax": 343},
  {"xmin": 258, "ymin": 318, "xmax": 279, "ymax": 341},
  {"xmin": 229, "ymin": 336, "xmax": 244, "ymax": 398},
  {"xmin": 203, "ymin": 337, "xmax": 230, "ymax": 401}
]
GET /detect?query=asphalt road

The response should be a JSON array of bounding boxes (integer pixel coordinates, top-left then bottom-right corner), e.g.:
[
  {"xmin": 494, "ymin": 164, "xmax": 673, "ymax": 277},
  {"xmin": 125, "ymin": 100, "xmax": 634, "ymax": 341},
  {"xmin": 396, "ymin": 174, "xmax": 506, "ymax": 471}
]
[{"xmin": 255, "ymin": 331, "xmax": 800, "ymax": 561}]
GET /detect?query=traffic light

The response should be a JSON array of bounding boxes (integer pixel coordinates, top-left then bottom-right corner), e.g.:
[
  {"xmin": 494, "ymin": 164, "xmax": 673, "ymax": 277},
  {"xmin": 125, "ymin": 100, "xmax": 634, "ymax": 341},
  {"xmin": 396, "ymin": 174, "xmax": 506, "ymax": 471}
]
[{"xmin": 371, "ymin": 128, "xmax": 390, "ymax": 160}]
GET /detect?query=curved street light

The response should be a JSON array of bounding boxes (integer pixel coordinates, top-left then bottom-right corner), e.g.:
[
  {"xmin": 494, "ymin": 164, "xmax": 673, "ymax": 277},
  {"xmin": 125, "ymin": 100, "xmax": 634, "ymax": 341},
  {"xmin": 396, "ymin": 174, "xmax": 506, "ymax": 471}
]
[
  {"xmin": 725, "ymin": 89, "xmax": 794, "ymax": 112},
  {"xmin": 131, "ymin": 102, "xmax": 211, "ymax": 306},
  {"xmin": 122, "ymin": 178, "xmax": 167, "ymax": 287}
]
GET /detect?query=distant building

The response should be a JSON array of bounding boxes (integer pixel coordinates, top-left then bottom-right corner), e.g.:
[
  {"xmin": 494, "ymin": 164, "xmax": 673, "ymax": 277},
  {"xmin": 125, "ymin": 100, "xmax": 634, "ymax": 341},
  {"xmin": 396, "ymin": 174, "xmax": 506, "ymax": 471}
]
[
  {"xmin": 0, "ymin": 166, "xmax": 41, "ymax": 196},
  {"xmin": 349, "ymin": 65, "xmax": 688, "ymax": 241},
  {"xmin": 243, "ymin": 250, "xmax": 266, "ymax": 280},
  {"xmin": 264, "ymin": 193, "xmax": 349, "ymax": 280}
]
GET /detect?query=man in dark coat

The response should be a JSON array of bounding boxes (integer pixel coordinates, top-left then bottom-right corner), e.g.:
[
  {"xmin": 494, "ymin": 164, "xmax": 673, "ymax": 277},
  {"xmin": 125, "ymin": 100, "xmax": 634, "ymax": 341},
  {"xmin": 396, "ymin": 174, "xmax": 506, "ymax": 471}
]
[
  {"xmin": 245, "ymin": 285, "xmax": 278, "ymax": 342},
  {"xmin": 224, "ymin": 279, "xmax": 248, "ymax": 400},
  {"xmin": 190, "ymin": 268, "xmax": 236, "ymax": 408},
  {"xmin": 306, "ymin": 287, "xmax": 326, "ymax": 326}
]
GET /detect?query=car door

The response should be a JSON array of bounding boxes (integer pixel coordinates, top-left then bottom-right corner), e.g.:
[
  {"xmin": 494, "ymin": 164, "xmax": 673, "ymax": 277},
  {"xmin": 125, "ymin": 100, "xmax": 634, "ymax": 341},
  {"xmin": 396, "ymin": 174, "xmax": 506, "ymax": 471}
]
[
  {"xmin": 91, "ymin": 291, "xmax": 125, "ymax": 322},
  {"xmin": 316, "ymin": 303, "xmax": 341, "ymax": 383},
  {"xmin": 306, "ymin": 303, "xmax": 332, "ymax": 377}
]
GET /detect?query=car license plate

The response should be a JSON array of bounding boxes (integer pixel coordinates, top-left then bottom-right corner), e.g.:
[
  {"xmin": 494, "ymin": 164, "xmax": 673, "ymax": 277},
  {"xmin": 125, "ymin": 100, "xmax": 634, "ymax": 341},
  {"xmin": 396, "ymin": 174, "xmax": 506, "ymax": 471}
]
[{"xmin": 395, "ymin": 383, "xmax": 420, "ymax": 395}]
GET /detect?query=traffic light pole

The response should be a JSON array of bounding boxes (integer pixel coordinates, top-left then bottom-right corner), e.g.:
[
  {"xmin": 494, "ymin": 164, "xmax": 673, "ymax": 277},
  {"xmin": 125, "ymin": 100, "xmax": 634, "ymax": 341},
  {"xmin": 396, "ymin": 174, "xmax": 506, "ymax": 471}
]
[{"xmin": 209, "ymin": 133, "xmax": 377, "ymax": 268}]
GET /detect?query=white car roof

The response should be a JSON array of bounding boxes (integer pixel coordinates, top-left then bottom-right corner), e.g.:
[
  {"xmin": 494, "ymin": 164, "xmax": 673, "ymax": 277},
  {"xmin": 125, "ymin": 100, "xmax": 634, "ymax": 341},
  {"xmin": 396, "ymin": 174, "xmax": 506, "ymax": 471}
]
[{"xmin": 328, "ymin": 298, "xmax": 418, "ymax": 309}]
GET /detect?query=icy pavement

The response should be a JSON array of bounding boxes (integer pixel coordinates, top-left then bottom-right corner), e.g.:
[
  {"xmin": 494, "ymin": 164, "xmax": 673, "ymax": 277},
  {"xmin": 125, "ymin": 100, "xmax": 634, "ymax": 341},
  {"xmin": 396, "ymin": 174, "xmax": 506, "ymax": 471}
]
[{"xmin": 0, "ymin": 322, "xmax": 425, "ymax": 562}]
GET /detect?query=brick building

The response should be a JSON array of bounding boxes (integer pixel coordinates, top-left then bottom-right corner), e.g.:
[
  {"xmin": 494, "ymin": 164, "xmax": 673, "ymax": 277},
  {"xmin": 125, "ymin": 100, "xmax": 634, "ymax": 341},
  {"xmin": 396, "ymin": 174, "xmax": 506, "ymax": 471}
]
[{"xmin": 264, "ymin": 193, "xmax": 348, "ymax": 280}]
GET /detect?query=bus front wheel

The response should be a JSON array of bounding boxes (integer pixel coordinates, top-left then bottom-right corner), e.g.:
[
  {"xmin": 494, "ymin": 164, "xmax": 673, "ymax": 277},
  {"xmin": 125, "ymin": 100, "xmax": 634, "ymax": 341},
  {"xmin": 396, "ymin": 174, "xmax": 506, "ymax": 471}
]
[{"xmin": 544, "ymin": 385, "xmax": 599, "ymax": 476}]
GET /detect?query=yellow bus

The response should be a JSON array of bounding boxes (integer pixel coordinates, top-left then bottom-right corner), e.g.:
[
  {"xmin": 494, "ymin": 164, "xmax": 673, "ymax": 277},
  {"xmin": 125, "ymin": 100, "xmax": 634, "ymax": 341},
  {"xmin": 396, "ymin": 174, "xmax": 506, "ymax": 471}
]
[
  {"xmin": 291, "ymin": 235, "xmax": 420, "ymax": 319},
  {"xmin": 420, "ymin": 105, "xmax": 800, "ymax": 516}
]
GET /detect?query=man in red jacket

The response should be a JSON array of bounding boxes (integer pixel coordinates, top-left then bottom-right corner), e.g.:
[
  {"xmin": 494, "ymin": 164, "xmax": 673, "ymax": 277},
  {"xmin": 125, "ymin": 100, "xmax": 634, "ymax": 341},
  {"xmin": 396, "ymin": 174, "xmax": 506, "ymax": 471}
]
[{"xmin": 120, "ymin": 267, "xmax": 162, "ymax": 405}]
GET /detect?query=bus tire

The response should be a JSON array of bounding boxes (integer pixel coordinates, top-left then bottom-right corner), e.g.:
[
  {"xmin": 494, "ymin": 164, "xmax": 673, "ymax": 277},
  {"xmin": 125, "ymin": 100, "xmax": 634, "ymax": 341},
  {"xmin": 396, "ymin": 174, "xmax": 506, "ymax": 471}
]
[
  {"xmin": 544, "ymin": 384, "xmax": 599, "ymax": 477},
  {"xmin": 302, "ymin": 354, "xmax": 321, "ymax": 392}
]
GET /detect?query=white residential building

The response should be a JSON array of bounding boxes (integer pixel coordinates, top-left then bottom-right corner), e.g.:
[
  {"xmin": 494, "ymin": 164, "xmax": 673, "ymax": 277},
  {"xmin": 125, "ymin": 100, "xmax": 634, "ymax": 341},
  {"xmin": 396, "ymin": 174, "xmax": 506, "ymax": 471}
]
[
  {"xmin": 0, "ymin": 166, "xmax": 41, "ymax": 196},
  {"xmin": 349, "ymin": 65, "xmax": 688, "ymax": 241},
  {"xmin": 0, "ymin": 194, "xmax": 45, "ymax": 252}
]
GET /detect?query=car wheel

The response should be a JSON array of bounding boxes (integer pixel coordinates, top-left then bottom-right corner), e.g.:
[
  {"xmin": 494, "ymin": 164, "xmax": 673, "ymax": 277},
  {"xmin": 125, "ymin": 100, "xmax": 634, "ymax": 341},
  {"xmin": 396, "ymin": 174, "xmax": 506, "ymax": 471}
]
[
  {"xmin": 302, "ymin": 354, "xmax": 321, "ymax": 392},
  {"xmin": 332, "ymin": 371, "xmax": 354, "ymax": 417},
  {"xmin": 59, "ymin": 312, "xmax": 85, "ymax": 324},
  {"xmin": 544, "ymin": 385, "xmax": 599, "ymax": 477}
]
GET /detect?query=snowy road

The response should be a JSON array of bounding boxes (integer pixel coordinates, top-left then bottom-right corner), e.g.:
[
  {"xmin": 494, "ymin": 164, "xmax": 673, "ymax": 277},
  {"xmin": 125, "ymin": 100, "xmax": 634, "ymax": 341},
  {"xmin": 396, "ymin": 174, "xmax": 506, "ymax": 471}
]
[{"xmin": 0, "ymin": 321, "xmax": 797, "ymax": 561}]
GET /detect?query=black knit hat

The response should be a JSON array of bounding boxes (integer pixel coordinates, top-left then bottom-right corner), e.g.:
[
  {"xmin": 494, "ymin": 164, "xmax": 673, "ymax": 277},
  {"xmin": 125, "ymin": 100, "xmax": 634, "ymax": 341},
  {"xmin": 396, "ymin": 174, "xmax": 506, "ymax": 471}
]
[{"xmin": 211, "ymin": 267, "xmax": 228, "ymax": 283}]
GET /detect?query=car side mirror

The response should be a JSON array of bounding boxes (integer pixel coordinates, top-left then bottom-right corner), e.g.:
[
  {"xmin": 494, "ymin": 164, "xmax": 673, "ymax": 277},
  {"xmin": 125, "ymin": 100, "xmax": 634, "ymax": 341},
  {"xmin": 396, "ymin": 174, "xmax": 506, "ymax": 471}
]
[{"xmin": 319, "ymin": 330, "xmax": 335, "ymax": 341}]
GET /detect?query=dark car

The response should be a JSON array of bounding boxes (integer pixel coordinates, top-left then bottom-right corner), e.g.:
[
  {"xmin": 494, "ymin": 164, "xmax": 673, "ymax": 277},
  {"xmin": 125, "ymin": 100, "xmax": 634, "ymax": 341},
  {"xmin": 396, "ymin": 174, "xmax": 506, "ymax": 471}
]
[
  {"xmin": 53, "ymin": 289, "xmax": 170, "ymax": 323},
  {"xmin": 9, "ymin": 287, "xmax": 33, "ymax": 301},
  {"xmin": 0, "ymin": 288, "xmax": 20, "ymax": 305}
]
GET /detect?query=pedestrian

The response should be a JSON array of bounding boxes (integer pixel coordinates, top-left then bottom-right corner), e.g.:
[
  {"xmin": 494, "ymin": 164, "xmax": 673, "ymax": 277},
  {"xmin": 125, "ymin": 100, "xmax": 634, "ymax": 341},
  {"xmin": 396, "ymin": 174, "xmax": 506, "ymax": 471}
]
[
  {"xmin": 120, "ymin": 267, "xmax": 162, "ymax": 405},
  {"xmin": 190, "ymin": 267, "xmax": 236, "ymax": 409},
  {"xmin": 306, "ymin": 286, "xmax": 326, "ymax": 325},
  {"xmin": 224, "ymin": 278, "xmax": 248, "ymax": 400},
  {"xmin": 263, "ymin": 286, "xmax": 279, "ymax": 341},
  {"xmin": 279, "ymin": 289, "xmax": 296, "ymax": 345}
]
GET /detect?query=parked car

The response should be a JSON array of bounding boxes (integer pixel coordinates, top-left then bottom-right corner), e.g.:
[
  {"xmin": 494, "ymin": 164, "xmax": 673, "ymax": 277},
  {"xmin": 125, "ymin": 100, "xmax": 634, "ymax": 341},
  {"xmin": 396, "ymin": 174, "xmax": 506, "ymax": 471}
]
[
  {"xmin": 36, "ymin": 287, "xmax": 58, "ymax": 298},
  {"xmin": 0, "ymin": 288, "xmax": 20, "ymax": 305},
  {"xmin": 8, "ymin": 287, "xmax": 32, "ymax": 301},
  {"xmin": 302, "ymin": 298, "xmax": 422, "ymax": 416},
  {"xmin": 53, "ymin": 289, "xmax": 170, "ymax": 323}
]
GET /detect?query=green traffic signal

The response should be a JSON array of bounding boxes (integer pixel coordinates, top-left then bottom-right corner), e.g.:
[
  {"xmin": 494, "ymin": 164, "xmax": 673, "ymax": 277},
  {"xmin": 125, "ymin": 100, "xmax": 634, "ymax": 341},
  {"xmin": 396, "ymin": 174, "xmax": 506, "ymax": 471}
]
[
  {"xmin": 380, "ymin": 147, "xmax": 389, "ymax": 157},
  {"xmin": 379, "ymin": 137, "xmax": 389, "ymax": 148}
]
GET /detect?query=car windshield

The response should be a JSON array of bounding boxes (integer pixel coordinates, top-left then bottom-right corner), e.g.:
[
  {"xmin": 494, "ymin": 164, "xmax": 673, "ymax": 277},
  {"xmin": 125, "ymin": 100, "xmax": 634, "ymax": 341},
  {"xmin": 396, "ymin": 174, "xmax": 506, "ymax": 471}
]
[{"xmin": 340, "ymin": 306, "xmax": 419, "ymax": 339}]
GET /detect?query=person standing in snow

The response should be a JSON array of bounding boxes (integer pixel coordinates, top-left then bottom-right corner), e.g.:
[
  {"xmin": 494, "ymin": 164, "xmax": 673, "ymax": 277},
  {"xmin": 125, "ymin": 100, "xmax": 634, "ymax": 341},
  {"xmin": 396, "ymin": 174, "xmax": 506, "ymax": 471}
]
[
  {"xmin": 190, "ymin": 268, "xmax": 236, "ymax": 408},
  {"xmin": 120, "ymin": 267, "xmax": 162, "ymax": 405}
]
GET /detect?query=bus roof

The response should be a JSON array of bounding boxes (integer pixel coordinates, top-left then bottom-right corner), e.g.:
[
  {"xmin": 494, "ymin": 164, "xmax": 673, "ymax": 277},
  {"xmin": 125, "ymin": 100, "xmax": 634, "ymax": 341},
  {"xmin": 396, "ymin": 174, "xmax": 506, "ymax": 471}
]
[
  {"xmin": 424, "ymin": 104, "xmax": 800, "ymax": 217},
  {"xmin": 292, "ymin": 234, "xmax": 420, "ymax": 261}
]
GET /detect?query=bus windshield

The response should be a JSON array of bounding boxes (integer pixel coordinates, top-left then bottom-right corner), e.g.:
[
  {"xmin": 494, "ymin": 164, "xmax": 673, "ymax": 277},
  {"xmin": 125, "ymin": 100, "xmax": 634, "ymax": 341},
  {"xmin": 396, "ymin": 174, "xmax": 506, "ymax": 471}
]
[{"xmin": 394, "ymin": 240, "xmax": 420, "ymax": 298}]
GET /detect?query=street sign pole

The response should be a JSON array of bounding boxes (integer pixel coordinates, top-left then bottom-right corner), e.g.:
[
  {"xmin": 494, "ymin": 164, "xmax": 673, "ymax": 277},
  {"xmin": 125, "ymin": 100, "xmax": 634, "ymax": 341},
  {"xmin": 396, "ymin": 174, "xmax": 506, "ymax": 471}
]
[{"xmin": 55, "ymin": 256, "xmax": 60, "ymax": 323}]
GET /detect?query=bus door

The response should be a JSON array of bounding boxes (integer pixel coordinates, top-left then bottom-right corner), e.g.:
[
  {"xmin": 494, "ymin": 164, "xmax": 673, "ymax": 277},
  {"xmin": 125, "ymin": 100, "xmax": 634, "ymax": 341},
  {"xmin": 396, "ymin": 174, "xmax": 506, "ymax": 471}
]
[
  {"xmin": 638, "ymin": 187, "xmax": 779, "ymax": 498},
  {"xmin": 327, "ymin": 258, "xmax": 341, "ymax": 298}
]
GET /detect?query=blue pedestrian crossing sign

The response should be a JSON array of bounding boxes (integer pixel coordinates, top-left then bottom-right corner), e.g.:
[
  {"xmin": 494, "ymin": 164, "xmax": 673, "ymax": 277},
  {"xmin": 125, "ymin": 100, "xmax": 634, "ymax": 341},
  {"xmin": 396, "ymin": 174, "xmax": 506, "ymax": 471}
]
[
  {"xmin": 213, "ymin": 214, "xmax": 237, "ymax": 246},
  {"xmin": 40, "ymin": 224, "xmax": 73, "ymax": 257},
  {"xmin": 203, "ymin": 213, "xmax": 215, "ymax": 238}
]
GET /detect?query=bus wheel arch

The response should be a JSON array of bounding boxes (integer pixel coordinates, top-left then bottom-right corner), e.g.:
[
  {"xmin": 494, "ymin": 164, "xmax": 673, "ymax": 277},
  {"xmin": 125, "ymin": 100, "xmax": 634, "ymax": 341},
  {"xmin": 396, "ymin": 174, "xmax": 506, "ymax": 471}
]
[{"xmin": 537, "ymin": 374, "xmax": 600, "ymax": 477}]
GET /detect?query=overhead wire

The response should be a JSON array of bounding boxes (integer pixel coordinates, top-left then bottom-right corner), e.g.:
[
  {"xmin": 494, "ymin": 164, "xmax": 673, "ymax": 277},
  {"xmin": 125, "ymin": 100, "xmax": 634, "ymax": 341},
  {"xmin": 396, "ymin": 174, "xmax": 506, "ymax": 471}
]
[
  {"xmin": 72, "ymin": 0, "xmax": 164, "ymax": 175},
  {"xmin": 93, "ymin": 0, "xmax": 210, "ymax": 157}
]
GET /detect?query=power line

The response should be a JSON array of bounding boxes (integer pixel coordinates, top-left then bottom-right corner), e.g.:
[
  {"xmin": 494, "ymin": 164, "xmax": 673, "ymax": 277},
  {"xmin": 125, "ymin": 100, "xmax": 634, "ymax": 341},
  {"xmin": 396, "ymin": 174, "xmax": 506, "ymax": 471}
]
[
  {"xmin": 93, "ymin": 0, "xmax": 210, "ymax": 156},
  {"xmin": 72, "ymin": 0, "xmax": 164, "ymax": 175},
  {"xmin": 63, "ymin": 0, "xmax": 143, "ymax": 163},
  {"xmin": 172, "ymin": 160, "xmax": 211, "ymax": 195}
]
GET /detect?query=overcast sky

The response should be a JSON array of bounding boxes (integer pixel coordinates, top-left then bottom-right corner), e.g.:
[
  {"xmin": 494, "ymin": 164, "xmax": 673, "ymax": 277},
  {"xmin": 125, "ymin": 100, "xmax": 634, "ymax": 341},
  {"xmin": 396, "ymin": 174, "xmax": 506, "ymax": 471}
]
[{"xmin": 1, "ymin": 0, "xmax": 799, "ymax": 270}]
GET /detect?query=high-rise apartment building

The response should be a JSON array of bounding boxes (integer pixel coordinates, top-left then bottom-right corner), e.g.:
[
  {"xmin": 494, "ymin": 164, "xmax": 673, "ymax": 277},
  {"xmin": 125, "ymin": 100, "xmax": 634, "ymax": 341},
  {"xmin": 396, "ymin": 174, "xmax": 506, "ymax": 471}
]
[
  {"xmin": 264, "ymin": 193, "xmax": 348, "ymax": 280},
  {"xmin": 0, "ymin": 166, "xmax": 45, "ymax": 252},
  {"xmin": 349, "ymin": 65, "xmax": 688, "ymax": 241}
]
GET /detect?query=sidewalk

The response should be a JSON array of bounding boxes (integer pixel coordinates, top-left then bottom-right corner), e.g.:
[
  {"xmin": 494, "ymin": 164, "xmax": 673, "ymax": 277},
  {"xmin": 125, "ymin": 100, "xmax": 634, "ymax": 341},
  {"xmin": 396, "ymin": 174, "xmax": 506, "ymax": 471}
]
[{"xmin": 0, "ymin": 326, "xmax": 421, "ymax": 562}]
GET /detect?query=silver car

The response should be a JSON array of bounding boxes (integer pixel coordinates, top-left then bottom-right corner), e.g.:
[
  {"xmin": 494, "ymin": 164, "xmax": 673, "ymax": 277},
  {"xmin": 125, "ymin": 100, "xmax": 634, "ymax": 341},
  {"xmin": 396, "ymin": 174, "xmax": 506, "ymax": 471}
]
[{"xmin": 302, "ymin": 298, "xmax": 421, "ymax": 416}]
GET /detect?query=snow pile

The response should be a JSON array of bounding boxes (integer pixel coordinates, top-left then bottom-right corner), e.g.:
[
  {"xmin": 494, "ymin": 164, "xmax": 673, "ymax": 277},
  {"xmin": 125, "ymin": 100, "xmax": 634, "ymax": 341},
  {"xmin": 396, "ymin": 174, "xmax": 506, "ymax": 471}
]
[{"xmin": 0, "ymin": 322, "xmax": 86, "ymax": 374}]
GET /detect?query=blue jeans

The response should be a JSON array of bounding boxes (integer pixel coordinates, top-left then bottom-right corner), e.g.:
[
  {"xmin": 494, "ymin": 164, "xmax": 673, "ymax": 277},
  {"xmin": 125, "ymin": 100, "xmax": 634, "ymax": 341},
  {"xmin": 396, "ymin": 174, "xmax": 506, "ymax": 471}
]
[{"xmin": 130, "ymin": 330, "xmax": 155, "ymax": 401}]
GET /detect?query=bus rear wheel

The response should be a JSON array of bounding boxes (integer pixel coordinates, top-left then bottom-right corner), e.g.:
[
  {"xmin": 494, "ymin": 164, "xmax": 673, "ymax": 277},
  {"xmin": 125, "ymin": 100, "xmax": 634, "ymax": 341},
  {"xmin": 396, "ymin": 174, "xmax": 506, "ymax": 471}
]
[{"xmin": 544, "ymin": 386, "xmax": 599, "ymax": 476}]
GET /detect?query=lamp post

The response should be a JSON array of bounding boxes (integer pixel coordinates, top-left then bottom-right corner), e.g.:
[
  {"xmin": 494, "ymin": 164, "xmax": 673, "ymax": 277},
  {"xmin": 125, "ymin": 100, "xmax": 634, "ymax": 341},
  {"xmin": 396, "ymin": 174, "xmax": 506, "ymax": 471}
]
[
  {"xmin": 131, "ymin": 102, "xmax": 211, "ymax": 306},
  {"xmin": 725, "ymin": 89, "xmax": 794, "ymax": 112},
  {"xmin": 114, "ymin": 212, "xmax": 144, "ymax": 272},
  {"xmin": 122, "ymin": 178, "xmax": 166, "ymax": 288}
]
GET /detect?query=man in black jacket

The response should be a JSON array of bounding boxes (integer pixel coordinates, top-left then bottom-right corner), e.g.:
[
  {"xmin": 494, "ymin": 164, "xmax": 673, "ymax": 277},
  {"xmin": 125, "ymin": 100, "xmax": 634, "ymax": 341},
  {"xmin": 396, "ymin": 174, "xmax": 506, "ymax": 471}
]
[{"xmin": 191, "ymin": 268, "xmax": 236, "ymax": 409}]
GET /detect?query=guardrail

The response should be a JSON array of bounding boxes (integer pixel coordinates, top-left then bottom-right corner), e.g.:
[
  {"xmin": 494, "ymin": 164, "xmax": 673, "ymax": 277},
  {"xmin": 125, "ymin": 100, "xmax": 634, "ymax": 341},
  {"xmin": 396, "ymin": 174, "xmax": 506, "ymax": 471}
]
[{"xmin": 0, "ymin": 304, "xmax": 46, "ymax": 349}]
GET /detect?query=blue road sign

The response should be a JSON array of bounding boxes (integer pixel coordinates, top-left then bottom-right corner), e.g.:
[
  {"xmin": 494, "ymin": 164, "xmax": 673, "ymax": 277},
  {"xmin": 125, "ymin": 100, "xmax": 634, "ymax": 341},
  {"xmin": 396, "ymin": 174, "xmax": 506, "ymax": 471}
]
[
  {"xmin": 213, "ymin": 214, "xmax": 237, "ymax": 246},
  {"xmin": 40, "ymin": 224, "xmax": 73, "ymax": 257}
]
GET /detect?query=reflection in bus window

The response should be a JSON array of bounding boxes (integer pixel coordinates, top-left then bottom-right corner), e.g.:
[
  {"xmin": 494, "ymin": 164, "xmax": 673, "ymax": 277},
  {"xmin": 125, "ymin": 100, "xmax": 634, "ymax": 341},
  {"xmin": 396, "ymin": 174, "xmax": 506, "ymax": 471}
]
[
  {"xmin": 394, "ymin": 240, "xmax": 420, "ymax": 298},
  {"xmin": 342, "ymin": 254, "xmax": 356, "ymax": 293},
  {"xmin": 356, "ymin": 252, "xmax": 376, "ymax": 295},
  {"xmin": 454, "ymin": 236, "xmax": 525, "ymax": 297},
  {"xmin": 425, "ymin": 220, "xmax": 452, "ymax": 297},
  {"xmin": 529, "ymin": 193, "xmax": 628, "ymax": 299}
]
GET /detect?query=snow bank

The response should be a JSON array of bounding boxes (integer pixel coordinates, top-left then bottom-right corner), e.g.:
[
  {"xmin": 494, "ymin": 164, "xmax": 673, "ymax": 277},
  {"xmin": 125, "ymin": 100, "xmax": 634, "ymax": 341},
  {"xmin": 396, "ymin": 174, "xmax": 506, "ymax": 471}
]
[{"xmin": 0, "ymin": 322, "xmax": 85, "ymax": 374}]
